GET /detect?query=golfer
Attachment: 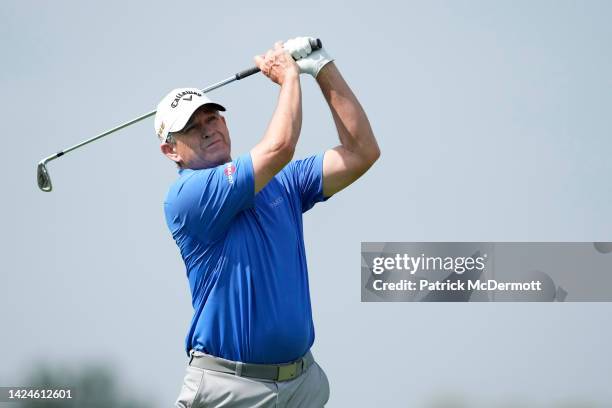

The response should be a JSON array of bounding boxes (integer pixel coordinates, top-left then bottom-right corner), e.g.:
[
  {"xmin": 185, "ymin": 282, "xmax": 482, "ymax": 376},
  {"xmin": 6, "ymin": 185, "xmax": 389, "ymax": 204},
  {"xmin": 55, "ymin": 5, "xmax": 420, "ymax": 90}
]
[{"xmin": 155, "ymin": 37, "xmax": 380, "ymax": 407}]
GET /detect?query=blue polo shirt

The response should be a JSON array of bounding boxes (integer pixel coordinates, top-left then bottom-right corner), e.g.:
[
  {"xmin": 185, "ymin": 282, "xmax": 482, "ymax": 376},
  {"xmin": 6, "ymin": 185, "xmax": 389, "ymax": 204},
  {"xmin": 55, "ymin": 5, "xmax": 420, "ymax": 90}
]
[{"xmin": 164, "ymin": 153, "xmax": 328, "ymax": 364}]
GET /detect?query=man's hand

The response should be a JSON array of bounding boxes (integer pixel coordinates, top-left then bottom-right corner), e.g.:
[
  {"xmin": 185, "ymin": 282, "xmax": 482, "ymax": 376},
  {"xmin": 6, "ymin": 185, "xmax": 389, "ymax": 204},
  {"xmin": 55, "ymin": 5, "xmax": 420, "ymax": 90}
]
[
  {"xmin": 283, "ymin": 37, "xmax": 313, "ymax": 60},
  {"xmin": 254, "ymin": 42, "xmax": 300, "ymax": 85},
  {"xmin": 283, "ymin": 36, "xmax": 334, "ymax": 78}
]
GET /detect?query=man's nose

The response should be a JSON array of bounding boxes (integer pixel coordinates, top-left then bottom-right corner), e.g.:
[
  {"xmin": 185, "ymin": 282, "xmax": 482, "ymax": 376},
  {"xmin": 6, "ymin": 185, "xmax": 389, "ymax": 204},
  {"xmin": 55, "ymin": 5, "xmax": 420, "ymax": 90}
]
[{"xmin": 197, "ymin": 123, "xmax": 213, "ymax": 138}]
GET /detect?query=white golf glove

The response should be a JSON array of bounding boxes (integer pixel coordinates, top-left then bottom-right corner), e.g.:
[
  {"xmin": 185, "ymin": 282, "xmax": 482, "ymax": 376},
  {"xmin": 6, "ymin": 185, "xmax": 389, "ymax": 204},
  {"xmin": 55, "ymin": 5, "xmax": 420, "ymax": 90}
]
[{"xmin": 283, "ymin": 36, "xmax": 334, "ymax": 78}]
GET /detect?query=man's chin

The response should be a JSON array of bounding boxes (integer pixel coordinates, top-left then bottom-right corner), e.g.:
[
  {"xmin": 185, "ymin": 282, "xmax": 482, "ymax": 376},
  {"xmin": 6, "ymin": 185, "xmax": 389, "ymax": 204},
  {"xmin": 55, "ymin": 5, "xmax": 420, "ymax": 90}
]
[{"xmin": 215, "ymin": 152, "xmax": 232, "ymax": 166}]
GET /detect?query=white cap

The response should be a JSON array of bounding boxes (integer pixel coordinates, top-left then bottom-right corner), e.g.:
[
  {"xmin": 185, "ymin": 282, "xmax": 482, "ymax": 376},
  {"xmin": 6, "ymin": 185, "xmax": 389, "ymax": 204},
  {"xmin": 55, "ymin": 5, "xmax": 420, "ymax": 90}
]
[{"xmin": 154, "ymin": 87, "xmax": 226, "ymax": 142}]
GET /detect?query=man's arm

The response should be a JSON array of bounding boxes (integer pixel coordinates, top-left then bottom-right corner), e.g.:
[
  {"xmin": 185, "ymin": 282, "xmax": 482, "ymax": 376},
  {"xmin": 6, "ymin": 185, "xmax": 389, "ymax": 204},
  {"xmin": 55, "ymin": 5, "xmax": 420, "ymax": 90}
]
[
  {"xmin": 316, "ymin": 62, "xmax": 380, "ymax": 197},
  {"xmin": 251, "ymin": 42, "xmax": 302, "ymax": 193}
]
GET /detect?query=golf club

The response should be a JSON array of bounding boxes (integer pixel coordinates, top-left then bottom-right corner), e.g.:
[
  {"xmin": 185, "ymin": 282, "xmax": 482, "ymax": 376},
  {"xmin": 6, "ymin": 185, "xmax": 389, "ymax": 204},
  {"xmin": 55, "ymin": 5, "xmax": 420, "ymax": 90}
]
[{"xmin": 37, "ymin": 38, "xmax": 323, "ymax": 192}]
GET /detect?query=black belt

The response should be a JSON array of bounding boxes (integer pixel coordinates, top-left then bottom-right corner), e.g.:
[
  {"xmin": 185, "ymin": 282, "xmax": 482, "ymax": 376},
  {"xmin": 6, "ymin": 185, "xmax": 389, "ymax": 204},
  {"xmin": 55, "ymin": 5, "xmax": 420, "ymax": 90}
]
[{"xmin": 188, "ymin": 350, "xmax": 314, "ymax": 382}]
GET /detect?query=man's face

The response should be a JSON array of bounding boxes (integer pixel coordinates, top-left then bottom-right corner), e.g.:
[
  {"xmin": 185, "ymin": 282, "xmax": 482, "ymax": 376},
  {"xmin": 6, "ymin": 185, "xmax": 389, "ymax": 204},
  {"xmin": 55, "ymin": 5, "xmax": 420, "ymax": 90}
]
[{"xmin": 163, "ymin": 106, "xmax": 232, "ymax": 170}]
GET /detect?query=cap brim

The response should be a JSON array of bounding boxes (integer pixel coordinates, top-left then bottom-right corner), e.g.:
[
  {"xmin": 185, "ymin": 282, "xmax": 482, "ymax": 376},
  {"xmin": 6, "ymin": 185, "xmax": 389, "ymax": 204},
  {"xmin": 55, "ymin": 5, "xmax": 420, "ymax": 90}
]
[{"xmin": 168, "ymin": 101, "xmax": 226, "ymax": 134}]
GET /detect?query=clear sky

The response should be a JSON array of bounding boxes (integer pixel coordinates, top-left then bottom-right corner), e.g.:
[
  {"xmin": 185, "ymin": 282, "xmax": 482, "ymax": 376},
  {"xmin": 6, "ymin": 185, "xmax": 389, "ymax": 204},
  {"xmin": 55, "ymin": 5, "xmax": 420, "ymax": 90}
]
[{"xmin": 1, "ymin": 0, "xmax": 611, "ymax": 406}]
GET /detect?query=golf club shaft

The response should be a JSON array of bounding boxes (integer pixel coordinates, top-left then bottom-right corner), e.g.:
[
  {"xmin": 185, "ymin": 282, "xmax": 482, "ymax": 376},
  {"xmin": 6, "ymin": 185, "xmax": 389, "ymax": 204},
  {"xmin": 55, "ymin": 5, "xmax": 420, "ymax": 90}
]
[
  {"xmin": 44, "ymin": 75, "xmax": 240, "ymax": 163},
  {"xmin": 41, "ymin": 38, "xmax": 322, "ymax": 165},
  {"xmin": 39, "ymin": 76, "xmax": 241, "ymax": 165}
]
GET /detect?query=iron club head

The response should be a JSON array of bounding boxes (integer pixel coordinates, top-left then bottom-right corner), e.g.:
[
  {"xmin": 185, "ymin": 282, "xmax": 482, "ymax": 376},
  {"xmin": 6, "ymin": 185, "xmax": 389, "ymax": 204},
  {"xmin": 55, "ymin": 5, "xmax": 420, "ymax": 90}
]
[{"xmin": 37, "ymin": 160, "xmax": 53, "ymax": 192}]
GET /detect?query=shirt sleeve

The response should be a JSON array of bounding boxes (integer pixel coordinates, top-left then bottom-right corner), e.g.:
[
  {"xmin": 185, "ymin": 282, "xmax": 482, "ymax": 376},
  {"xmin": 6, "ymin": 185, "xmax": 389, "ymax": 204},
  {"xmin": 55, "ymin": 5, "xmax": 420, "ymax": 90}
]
[
  {"xmin": 169, "ymin": 153, "xmax": 255, "ymax": 243},
  {"xmin": 285, "ymin": 153, "xmax": 330, "ymax": 213}
]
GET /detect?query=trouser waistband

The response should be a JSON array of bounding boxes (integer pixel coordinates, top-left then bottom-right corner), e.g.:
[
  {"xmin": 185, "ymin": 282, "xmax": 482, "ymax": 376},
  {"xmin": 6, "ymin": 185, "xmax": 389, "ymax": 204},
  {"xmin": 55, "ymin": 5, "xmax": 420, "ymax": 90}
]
[{"xmin": 188, "ymin": 350, "xmax": 314, "ymax": 382}]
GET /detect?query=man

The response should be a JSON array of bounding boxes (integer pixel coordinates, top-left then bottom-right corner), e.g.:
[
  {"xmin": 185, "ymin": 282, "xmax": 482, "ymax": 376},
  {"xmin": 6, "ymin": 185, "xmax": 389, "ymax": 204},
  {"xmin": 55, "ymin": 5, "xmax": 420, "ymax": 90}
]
[{"xmin": 156, "ymin": 37, "xmax": 379, "ymax": 407}]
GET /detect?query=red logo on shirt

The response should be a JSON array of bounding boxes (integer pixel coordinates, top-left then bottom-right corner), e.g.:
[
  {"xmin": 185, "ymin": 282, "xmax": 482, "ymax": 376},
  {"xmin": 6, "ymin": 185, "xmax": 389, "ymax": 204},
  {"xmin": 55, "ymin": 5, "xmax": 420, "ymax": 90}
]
[{"xmin": 224, "ymin": 163, "xmax": 236, "ymax": 184}]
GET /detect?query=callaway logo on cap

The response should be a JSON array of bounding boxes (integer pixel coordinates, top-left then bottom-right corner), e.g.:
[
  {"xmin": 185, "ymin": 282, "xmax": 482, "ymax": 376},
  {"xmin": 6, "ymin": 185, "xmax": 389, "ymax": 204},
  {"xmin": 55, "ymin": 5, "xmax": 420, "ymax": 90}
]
[{"xmin": 154, "ymin": 87, "xmax": 226, "ymax": 142}]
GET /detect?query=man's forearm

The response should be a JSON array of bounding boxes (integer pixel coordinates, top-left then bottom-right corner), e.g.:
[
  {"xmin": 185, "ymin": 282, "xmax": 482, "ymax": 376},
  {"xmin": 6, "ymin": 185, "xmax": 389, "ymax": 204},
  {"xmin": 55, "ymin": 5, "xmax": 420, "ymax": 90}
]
[
  {"xmin": 316, "ymin": 63, "xmax": 379, "ymax": 161},
  {"xmin": 261, "ymin": 73, "xmax": 302, "ymax": 155},
  {"xmin": 250, "ymin": 71, "xmax": 302, "ymax": 193}
]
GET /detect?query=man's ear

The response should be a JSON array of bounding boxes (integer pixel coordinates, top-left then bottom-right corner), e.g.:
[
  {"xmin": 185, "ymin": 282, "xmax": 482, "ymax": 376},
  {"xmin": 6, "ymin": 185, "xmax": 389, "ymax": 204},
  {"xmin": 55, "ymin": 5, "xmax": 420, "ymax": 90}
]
[{"xmin": 161, "ymin": 142, "xmax": 181, "ymax": 165}]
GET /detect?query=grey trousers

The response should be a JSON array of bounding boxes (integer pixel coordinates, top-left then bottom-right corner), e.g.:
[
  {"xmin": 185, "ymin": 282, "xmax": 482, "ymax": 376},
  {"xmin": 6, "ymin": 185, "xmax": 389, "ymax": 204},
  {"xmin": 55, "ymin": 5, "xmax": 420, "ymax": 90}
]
[{"xmin": 175, "ymin": 352, "xmax": 330, "ymax": 408}]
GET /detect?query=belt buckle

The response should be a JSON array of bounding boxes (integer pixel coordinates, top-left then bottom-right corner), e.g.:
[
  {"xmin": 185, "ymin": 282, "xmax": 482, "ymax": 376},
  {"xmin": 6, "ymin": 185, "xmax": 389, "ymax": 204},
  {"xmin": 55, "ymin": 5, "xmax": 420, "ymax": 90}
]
[{"xmin": 277, "ymin": 362, "xmax": 298, "ymax": 381}]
